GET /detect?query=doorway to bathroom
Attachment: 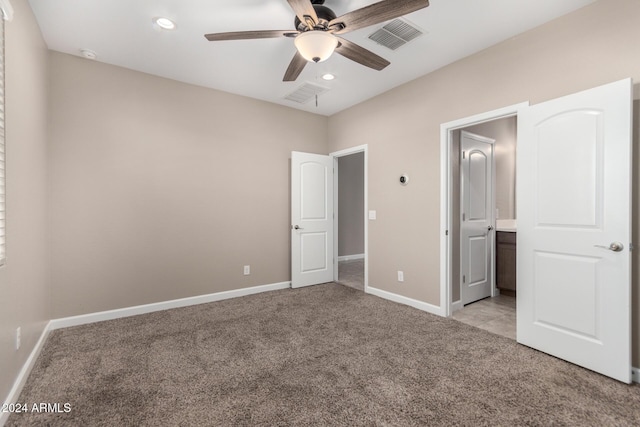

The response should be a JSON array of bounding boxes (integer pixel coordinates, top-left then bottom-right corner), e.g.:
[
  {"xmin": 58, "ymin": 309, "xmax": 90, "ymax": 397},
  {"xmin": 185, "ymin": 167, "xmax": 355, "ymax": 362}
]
[
  {"xmin": 439, "ymin": 102, "xmax": 523, "ymax": 339},
  {"xmin": 450, "ymin": 115, "xmax": 518, "ymax": 339},
  {"xmin": 440, "ymin": 79, "xmax": 633, "ymax": 383}
]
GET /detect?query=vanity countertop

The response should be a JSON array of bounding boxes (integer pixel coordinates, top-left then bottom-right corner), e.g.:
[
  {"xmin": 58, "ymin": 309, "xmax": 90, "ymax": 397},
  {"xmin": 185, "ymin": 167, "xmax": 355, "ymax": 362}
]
[{"xmin": 496, "ymin": 219, "xmax": 516, "ymax": 232}]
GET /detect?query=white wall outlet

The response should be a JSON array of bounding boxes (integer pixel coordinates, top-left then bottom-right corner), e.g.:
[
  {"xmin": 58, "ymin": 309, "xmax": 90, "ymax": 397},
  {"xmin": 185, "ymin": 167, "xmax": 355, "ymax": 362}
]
[
  {"xmin": 15, "ymin": 327, "xmax": 21, "ymax": 351},
  {"xmin": 397, "ymin": 271, "xmax": 404, "ymax": 282},
  {"xmin": 243, "ymin": 265, "xmax": 250, "ymax": 276}
]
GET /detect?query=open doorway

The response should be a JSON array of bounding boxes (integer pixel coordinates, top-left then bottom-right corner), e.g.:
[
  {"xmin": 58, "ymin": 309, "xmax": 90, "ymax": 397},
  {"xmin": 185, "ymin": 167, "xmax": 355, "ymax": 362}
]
[
  {"xmin": 332, "ymin": 146, "xmax": 367, "ymax": 292},
  {"xmin": 440, "ymin": 81, "xmax": 633, "ymax": 382},
  {"xmin": 440, "ymin": 103, "xmax": 526, "ymax": 340},
  {"xmin": 453, "ymin": 118, "xmax": 517, "ymax": 339},
  {"xmin": 290, "ymin": 146, "xmax": 367, "ymax": 290}
]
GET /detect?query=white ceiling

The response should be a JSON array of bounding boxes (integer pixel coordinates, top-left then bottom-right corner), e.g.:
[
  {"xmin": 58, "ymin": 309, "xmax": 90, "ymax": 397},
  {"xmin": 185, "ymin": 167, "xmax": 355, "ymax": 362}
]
[{"xmin": 29, "ymin": 0, "xmax": 596, "ymax": 116}]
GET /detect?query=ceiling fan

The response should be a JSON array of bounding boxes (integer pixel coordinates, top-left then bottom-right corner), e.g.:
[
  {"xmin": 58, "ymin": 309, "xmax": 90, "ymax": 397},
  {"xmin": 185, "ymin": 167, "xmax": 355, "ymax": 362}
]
[{"xmin": 204, "ymin": 0, "xmax": 430, "ymax": 82}]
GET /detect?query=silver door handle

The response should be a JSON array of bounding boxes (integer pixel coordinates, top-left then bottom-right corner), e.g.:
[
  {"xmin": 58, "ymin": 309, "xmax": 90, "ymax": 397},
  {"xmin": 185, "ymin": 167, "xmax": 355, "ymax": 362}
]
[
  {"xmin": 487, "ymin": 225, "xmax": 494, "ymax": 231},
  {"xmin": 594, "ymin": 242, "xmax": 624, "ymax": 252},
  {"xmin": 293, "ymin": 225, "xmax": 303, "ymax": 230}
]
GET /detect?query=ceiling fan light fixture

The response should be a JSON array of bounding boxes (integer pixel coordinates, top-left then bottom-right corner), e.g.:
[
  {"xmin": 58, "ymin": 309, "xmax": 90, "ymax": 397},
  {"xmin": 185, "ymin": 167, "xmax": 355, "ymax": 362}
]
[{"xmin": 294, "ymin": 31, "xmax": 338, "ymax": 63}]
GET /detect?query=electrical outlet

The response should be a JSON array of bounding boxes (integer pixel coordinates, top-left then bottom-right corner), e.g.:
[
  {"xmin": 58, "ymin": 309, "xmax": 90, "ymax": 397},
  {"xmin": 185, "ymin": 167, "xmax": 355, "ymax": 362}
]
[
  {"xmin": 15, "ymin": 327, "xmax": 21, "ymax": 351},
  {"xmin": 243, "ymin": 265, "xmax": 250, "ymax": 276},
  {"xmin": 397, "ymin": 271, "xmax": 404, "ymax": 282}
]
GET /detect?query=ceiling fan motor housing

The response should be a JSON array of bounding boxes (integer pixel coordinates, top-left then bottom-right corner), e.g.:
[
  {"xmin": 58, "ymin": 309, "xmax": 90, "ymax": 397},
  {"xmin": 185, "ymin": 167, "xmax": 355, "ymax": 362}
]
[{"xmin": 294, "ymin": 5, "xmax": 337, "ymax": 31}]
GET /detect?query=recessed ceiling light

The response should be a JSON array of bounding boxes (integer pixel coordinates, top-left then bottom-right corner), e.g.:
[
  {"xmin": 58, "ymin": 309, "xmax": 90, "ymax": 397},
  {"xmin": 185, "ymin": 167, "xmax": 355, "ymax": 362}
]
[
  {"xmin": 79, "ymin": 49, "xmax": 97, "ymax": 60},
  {"xmin": 153, "ymin": 17, "xmax": 176, "ymax": 30},
  {"xmin": 322, "ymin": 73, "xmax": 335, "ymax": 81}
]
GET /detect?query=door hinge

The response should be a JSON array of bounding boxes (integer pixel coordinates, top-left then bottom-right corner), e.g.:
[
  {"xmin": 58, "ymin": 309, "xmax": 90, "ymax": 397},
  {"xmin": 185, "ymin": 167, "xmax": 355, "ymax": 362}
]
[
  {"xmin": 462, "ymin": 213, "xmax": 466, "ymax": 221},
  {"xmin": 462, "ymin": 151, "xmax": 466, "ymax": 159},
  {"xmin": 463, "ymin": 275, "xmax": 466, "ymax": 284},
  {"xmin": 445, "ymin": 230, "xmax": 449, "ymax": 236}
]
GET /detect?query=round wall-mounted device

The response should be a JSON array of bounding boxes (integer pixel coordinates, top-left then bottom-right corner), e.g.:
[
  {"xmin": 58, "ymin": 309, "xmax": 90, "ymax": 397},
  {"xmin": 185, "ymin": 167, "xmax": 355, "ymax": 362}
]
[{"xmin": 399, "ymin": 174, "xmax": 409, "ymax": 186}]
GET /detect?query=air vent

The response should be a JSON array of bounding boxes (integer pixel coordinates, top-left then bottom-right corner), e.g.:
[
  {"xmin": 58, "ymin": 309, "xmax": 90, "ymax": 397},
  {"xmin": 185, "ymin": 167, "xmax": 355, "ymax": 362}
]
[
  {"xmin": 284, "ymin": 82, "xmax": 329, "ymax": 104},
  {"xmin": 368, "ymin": 18, "xmax": 424, "ymax": 50}
]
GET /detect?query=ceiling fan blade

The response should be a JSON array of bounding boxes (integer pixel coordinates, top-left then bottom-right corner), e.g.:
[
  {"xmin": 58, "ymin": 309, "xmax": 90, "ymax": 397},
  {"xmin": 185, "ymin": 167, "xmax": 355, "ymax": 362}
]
[
  {"xmin": 286, "ymin": 0, "xmax": 319, "ymax": 29},
  {"xmin": 205, "ymin": 30, "xmax": 298, "ymax": 41},
  {"xmin": 283, "ymin": 51, "xmax": 308, "ymax": 82},
  {"xmin": 330, "ymin": 0, "xmax": 429, "ymax": 34},
  {"xmin": 335, "ymin": 37, "xmax": 390, "ymax": 71}
]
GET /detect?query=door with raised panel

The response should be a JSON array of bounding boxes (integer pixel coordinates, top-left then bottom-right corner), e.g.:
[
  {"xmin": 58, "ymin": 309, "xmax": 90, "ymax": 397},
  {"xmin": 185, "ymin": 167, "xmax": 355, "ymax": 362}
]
[
  {"xmin": 291, "ymin": 151, "xmax": 334, "ymax": 288},
  {"xmin": 460, "ymin": 131, "xmax": 495, "ymax": 305},
  {"xmin": 517, "ymin": 78, "xmax": 632, "ymax": 383}
]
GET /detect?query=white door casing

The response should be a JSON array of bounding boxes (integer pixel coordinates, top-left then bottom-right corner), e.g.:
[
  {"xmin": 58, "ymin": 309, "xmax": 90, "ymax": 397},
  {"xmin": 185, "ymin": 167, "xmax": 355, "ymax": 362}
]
[
  {"xmin": 517, "ymin": 78, "xmax": 632, "ymax": 383},
  {"xmin": 291, "ymin": 151, "xmax": 334, "ymax": 288},
  {"xmin": 460, "ymin": 131, "xmax": 495, "ymax": 305}
]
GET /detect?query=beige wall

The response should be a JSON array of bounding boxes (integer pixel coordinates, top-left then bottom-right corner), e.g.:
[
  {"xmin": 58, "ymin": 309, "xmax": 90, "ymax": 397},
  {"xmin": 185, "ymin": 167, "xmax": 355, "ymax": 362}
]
[
  {"xmin": 0, "ymin": 0, "xmax": 51, "ymax": 403},
  {"xmin": 338, "ymin": 152, "xmax": 364, "ymax": 257},
  {"xmin": 327, "ymin": 0, "xmax": 640, "ymax": 365},
  {"xmin": 49, "ymin": 52, "xmax": 328, "ymax": 318}
]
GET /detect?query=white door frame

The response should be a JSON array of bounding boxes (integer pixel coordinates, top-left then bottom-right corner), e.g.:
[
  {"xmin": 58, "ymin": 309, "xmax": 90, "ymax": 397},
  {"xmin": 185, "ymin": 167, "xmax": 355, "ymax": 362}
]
[
  {"xmin": 440, "ymin": 103, "xmax": 528, "ymax": 317},
  {"xmin": 330, "ymin": 144, "xmax": 369, "ymax": 292}
]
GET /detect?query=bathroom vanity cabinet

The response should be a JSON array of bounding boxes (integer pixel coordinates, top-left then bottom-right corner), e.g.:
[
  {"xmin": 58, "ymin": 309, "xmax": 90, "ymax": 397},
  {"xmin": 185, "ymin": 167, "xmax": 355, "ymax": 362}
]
[{"xmin": 496, "ymin": 231, "xmax": 516, "ymax": 296}]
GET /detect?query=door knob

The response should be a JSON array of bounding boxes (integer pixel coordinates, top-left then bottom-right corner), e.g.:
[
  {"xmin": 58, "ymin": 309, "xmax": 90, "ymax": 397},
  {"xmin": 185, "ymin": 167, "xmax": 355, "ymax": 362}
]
[
  {"xmin": 293, "ymin": 225, "xmax": 303, "ymax": 230},
  {"xmin": 594, "ymin": 242, "xmax": 624, "ymax": 252},
  {"xmin": 487, "ymin": 225, "xmax": 494, "ymax": 231}
]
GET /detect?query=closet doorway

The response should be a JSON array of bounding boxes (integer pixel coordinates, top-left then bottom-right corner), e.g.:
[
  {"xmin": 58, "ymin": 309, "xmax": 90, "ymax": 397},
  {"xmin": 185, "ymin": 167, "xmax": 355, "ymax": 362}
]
[{"xmin": 332, "ymin": 146, "xmax": 367, "ymax": 292}]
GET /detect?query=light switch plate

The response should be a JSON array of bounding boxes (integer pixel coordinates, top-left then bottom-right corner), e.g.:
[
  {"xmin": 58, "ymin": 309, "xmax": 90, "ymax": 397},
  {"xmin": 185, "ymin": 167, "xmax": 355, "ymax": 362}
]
[{"xmin": 369, "ymin": 210, "xmax": 377, "ymax": 220}]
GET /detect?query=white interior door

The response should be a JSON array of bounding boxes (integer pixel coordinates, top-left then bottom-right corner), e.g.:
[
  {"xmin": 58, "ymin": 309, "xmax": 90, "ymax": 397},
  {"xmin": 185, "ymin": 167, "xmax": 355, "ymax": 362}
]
[
  {"xmin": 291, "ymin": 151, "xmax": 334, "ymax": 288},
  {"xmin": 460, "ymin": 131, "xmax": 495, "ymax": 305},
  {"xmin": 517, "ymin": 79, "xmax": 632, "ymax": 383}
]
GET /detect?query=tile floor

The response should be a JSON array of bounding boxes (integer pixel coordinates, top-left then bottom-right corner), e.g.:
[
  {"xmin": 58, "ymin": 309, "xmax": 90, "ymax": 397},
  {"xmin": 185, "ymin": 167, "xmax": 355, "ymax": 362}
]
[
  {"xmin": 336, "ymin": 260, "xmax": 516, "ymax": 341},
  {"xmin": 452, "ymin": 295, "xmax": 516, "ymax": 340}
]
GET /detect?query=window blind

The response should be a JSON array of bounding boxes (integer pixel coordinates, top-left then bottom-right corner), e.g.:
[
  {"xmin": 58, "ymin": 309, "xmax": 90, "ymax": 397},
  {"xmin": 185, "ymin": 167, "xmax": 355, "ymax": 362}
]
[{"xmin": 0, "ymin": 15, "xmax": 5, "ymax": 265}]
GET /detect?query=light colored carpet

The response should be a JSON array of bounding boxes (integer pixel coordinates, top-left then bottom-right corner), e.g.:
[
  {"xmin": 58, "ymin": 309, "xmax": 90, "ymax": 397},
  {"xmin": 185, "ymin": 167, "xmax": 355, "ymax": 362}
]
[{"xmin": 8, "ymin": 283, "xmax": 640, "ymax": 426}]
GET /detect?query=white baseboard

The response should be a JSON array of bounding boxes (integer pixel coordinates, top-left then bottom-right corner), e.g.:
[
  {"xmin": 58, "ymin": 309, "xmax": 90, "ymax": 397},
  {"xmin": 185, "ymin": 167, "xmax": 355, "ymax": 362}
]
[
  {"xmin": 366, "ymin": 285, "xmax": 445, "ymax": 317},
  {"xmin": 50, "ymin": 281, "xmax": 291, "ymax": 330},
  {"xmin": 632, "ymin": 367, "xmax": 640, "ymax": 383},
  {"xmin": 1, "ymin": 321, "xmax": 53, "ymax": 426},
  {"xmin": 452, "ymin": 300, "xmax": 463, "ymax": 313},
  {"xmin": 337, "ymin": 253, "xmax": 365, "ymax": 262}
]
